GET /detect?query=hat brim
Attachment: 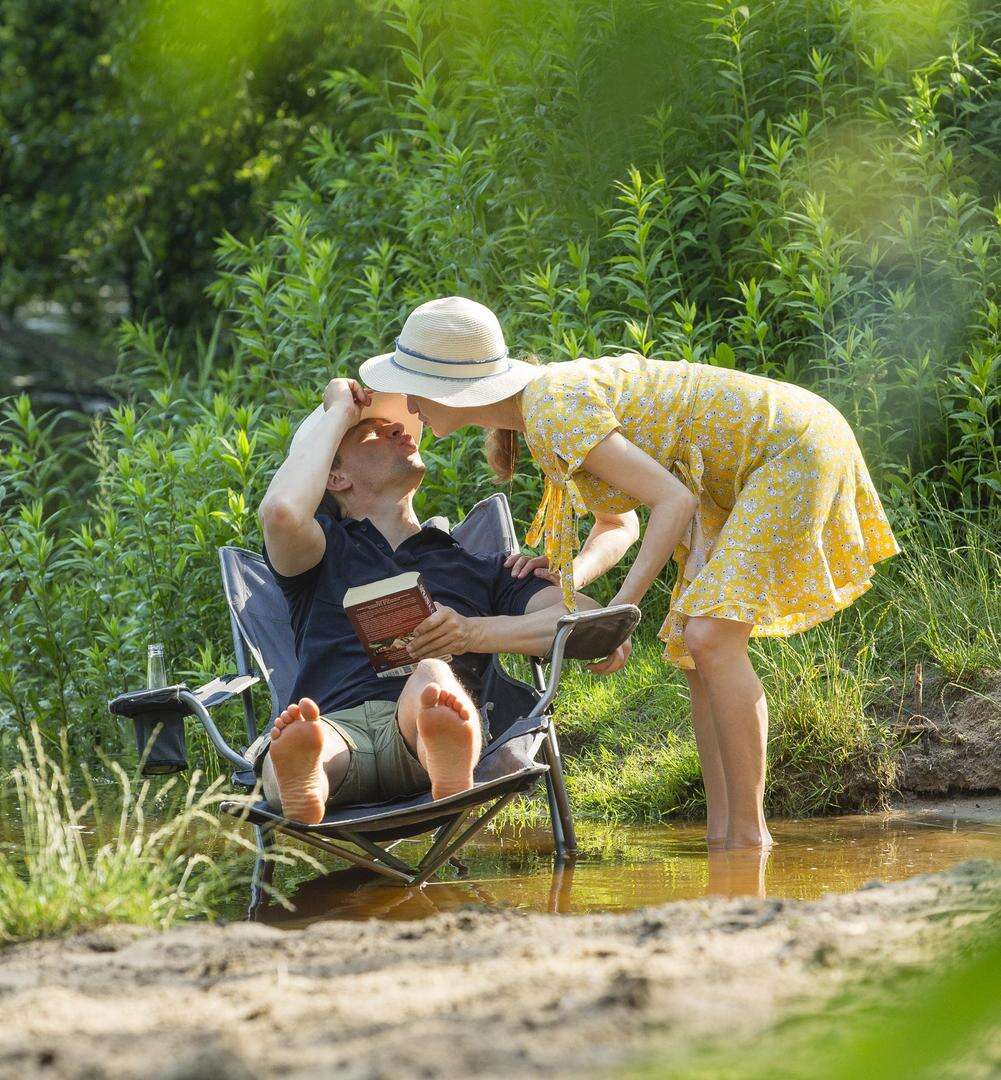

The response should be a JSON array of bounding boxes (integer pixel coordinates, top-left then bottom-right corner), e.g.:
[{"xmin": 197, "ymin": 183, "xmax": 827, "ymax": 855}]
[
  {"xmin": 359, "ymin": 352, "xmax": 542, "ymax": 408},
  {"xmin": 290, "ymin": 391, "xmax": 422, "ymax": 455}
]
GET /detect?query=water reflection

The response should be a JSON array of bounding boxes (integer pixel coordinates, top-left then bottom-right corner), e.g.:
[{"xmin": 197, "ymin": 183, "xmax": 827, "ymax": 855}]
[
  {"xmin": 256, "ymin": 860, "xmax": 581, "ymax": 925},
  {"xmin": 249, "ymin": 808, "xmax": 1001, "ymax": 928},
  {"xmin": 706, "ymin": 848, "xmax": 769, "ymax": 898}
]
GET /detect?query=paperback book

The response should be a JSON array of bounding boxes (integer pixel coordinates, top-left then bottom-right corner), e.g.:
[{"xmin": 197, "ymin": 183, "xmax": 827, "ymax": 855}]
[{"xmin": 343, "ymin": 571, "xmax": 449, "ymax": 677}]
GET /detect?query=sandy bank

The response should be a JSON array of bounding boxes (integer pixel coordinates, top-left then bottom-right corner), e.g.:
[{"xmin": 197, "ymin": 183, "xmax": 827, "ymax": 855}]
[
  {"xmin": 894, "ymin": 793, "xmax": 1001, "ymax": 824},
  {"xmin": 0, "ymin": 861, "xmax": 997, "ymax": 1079}
]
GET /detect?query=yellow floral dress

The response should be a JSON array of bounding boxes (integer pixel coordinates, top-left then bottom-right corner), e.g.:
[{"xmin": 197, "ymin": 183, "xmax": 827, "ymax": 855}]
[{"xmin": 521, "ymin": 353, "xmax": 900, "ymax": 669}]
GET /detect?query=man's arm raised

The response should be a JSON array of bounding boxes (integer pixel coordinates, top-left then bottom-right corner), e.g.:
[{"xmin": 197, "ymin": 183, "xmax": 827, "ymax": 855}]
[{"xmin": 258, "ymin": 378, "xmax": 369, "ymax": 578}]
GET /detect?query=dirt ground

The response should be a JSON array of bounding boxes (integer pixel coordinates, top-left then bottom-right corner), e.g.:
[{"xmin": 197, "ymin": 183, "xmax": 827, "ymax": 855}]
[
  {"xmin": 895, "ymin": 673, "xmax": 1001, "ymax": 795},
  {"xmin": 2, "ymin": 677, "xmax": 998, "ymax": 1080},
  {"xmin": 1, "ymin": 859, "xmax": 997, "ymax": 1080}
]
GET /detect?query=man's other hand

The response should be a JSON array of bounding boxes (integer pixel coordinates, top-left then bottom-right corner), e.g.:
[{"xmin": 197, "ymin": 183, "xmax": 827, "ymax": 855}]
[
  {"xmin": 586, "ymin": 637, "xmax": 632, "ymax": 675},
  {"xmin": 504, "ymin": 552, "xmax": 560, "ymax": 584},
  {"xmin": 408, "ymin": 605, "xmax": 481, "ymax": 659},
  {"xmin": 323, "ymin": 377, "xmax": 372, "ymax": 423}
]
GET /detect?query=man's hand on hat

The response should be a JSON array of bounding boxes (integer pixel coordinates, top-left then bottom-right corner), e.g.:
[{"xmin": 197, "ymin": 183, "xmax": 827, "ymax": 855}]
[{"xmin": 323, "ymin": 377, "xmax": 372, "ymax": 424}]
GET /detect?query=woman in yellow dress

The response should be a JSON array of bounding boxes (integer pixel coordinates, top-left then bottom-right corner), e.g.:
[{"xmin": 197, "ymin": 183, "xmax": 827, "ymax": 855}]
[{"xmin": 361, "ymin": 298, "xmax": 900, "ymax": 849}]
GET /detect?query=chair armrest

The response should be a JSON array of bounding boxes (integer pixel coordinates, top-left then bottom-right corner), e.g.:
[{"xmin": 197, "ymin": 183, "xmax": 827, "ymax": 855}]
[
  {"xmin": 192, "ymin": 673, "xmax": 260, "ymax": 709},
  {"xmin": 550, "ymin": 605, "xmax": 641, "ymax": 661},
  {"xmin": 108, "ymin": 674, "xmax": 259, "ymax": 773},
  {"xmin": 108, "ymin": 684, "xmax": 189, "ymax": 717},
  {"xmin": 108, "ymin": 674, "xmax": 260, "ymax": 718},
  {"xmin": 529, "ymin": 604, "xmax": 641, "ymax": 718}
]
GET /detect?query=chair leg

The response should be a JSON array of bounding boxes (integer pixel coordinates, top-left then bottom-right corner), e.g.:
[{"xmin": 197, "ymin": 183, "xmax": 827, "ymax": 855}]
[
  {"xmin": 416, "ymin": 811, "xmax": 471, "ymax": 876},
  {"xmin": 542, "ymin": 724, "xmax": 577, "ymax": 856},
  {"xmin": 545, "ymin": 772, "xmax": 567, "ymax": 859},
  {"xmin": 272, "ymin": 824, "xmax": 415, "ymax": 883},
  {"xmin": 547, "ymin": 856, "xmax": 576, "ymax": 914},
  {"xmin": 338, "ymin": 828, "xmax": 419, "ymax": 877},
  {"xmin": 411, "ymin": 791, "xmax": 520, "ymax": 888},
  {"xmin": 248, "ymin": 824, "xmax": 275, "ymax": 920}
]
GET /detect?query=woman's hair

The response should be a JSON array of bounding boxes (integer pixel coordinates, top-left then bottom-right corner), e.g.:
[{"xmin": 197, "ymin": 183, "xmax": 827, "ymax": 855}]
[
  {"xmin": 485, "ymin": 427, "xmax": 519, "ymax": 482},
  {"xmin": 484, "ymin": 353, "xmax": 538, "ymax": 482}
]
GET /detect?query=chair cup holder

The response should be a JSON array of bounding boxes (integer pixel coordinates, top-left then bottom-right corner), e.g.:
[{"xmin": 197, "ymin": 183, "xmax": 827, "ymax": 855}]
[{"xmin": 132, "ymin": 707, "xmax": 188, "ymax": 775}]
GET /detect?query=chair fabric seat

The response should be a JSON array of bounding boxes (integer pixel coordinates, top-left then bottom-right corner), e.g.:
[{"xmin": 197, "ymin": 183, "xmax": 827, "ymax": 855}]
[
  {"xmin": 220, "ymin": 718, "xmax": 548, "ymax": 837},
  {"xmin": 221, "ymin": 762, "xmax": 547, "ymax": 839}
]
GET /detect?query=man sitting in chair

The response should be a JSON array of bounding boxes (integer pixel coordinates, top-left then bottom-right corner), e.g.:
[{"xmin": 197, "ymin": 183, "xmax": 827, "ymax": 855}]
[{"xmin": 255, "ymin": 378, "xmax": 635, "ymax": 824}]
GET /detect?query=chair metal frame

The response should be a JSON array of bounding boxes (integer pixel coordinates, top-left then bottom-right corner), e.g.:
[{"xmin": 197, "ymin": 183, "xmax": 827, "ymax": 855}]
[{"xmin": 118, "ymin": 494, "xmax": 638, "ymax": 902}]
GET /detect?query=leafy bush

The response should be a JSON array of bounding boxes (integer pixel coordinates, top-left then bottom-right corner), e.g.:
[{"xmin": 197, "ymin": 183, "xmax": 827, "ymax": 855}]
[
  {"xmin": 0, "ymin": 0, "xmax": 397, "ymax": 333},
  {"xmin": 2, "ymin": 0, "xmax": 1000, "ymax": 823}
]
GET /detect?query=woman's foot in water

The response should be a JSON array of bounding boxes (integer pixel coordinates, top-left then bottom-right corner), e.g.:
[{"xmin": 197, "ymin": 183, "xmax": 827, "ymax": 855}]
[
  {"xmin": 268, "ymin": 697, "xmax": 329, "ymax": 824},
  {"xmin": 725, "ymin": 824, "xmax": 774, "ymax": 851}
]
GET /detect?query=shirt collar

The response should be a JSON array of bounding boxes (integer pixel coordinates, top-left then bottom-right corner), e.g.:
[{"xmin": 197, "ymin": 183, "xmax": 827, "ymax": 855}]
[{"xmin": 342, "ymin": 516, "xmax": 460, "ymax": 549}]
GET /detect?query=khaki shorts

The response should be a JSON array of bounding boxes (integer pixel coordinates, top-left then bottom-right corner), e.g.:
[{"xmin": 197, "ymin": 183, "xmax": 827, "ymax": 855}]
[{"xmin": 255, "ymin": 700, "xmax": 430, "ymax": 812}]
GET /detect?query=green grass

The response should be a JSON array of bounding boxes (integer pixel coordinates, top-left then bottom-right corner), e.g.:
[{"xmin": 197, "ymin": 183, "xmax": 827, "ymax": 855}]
[
  {"xmin": 872, "ymin": 499, "xmax": 1001, "ymax": 684},
  {"xmin": 554, "ymin": 636, "xmax": 705, "ymax": 821},
  {"xmin": 0, "ymin": 726, "xmax": 256, "ymax": 942},
  {"xmin": 511, "ymin": 497, "xmax": 999, "ymax": 826},
  {"xmin": 754, "ymin": 624, "xmax": 899, "ymax": 817},
  {"xmin": 539, "ymin": 616, "xmax": 899, "ymax": 824}
]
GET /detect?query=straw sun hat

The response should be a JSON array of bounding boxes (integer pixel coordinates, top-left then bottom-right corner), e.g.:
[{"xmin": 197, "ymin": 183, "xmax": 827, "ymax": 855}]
[{"xmin": 359, "ymin": 296, "xmax": 541, "ymax": 408}]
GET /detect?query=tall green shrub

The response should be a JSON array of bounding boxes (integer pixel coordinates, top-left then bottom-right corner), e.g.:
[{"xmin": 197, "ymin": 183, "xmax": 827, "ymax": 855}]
[
  {"xmin": 0, "ymin": 0, "xmax": 396, "ymax": 333},
  {"xmin": 1, "ymin": 0, "xmax": 999, "ymax": 820}
]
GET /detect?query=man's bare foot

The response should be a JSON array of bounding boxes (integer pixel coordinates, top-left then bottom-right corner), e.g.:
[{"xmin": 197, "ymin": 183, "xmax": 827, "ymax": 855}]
[
  {"xmin": 268, "ymin": 697, "xmax": 328, "ymax": 824},
  {"xmin": 415, "ymin": 682, "xmax": 479, "ymax": 801}
]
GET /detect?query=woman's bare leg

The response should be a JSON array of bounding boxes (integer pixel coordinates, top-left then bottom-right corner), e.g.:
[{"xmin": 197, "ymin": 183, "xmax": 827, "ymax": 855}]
[
  {"xmin": 683, "ymin": 666, "xmax": 729, "ymax": 849},
  {"xmin": 684, "ymin": 616, "xmax": 773, "ymax": 850}
]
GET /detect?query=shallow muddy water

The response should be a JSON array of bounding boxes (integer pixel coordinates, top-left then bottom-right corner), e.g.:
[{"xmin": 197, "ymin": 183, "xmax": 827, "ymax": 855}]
[{"xmin": 247, "ymin": 804, "xmax": 1001, "ymax": 927}]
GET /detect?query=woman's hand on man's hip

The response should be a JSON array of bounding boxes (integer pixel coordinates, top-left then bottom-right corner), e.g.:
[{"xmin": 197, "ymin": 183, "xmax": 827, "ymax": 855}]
[{"xmin": 505, "ymin": 552, "xmax": 560, "ymax": 584}]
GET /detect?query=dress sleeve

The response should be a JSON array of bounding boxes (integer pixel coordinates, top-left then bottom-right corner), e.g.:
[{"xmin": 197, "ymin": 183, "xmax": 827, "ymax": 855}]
[
  {"xmin": 531, "ymin": 375, "xmax": 621, "ymax": 477},
  {"xmin": 521, "ymin": 372, "xmax": 621, "ymax": 613}
]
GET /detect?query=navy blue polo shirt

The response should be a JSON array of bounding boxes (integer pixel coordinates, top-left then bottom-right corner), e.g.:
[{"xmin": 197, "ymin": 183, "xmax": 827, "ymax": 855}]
[{"xmin": 263, "ymin": 513, "xmax": 552, "ymax": 716}]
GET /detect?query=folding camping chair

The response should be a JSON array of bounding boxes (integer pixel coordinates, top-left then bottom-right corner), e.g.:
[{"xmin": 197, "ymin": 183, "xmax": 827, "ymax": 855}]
[{"xmin": 109, "ymin": 493, "xmax": 639, "ymax": 906}]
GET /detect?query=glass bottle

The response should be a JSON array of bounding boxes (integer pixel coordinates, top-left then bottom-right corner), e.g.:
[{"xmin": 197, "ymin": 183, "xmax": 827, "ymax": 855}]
[{"xmin": 147, "ymin": 643, "xmax": 167, "ymax": 689}]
